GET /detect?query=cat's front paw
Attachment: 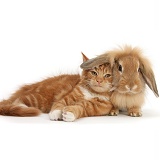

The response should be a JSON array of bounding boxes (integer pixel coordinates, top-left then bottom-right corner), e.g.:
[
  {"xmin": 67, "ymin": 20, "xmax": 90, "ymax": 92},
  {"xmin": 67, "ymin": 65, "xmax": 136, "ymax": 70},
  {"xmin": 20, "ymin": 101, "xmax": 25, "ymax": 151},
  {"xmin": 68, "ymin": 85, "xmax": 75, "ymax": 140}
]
[
  {"xmin": 62, "ymin": 111, "xmax": 76, "ymax": 122},
  {"xmin": 49, "ymin": 110, "xmax": 62, "ymax": 121}
]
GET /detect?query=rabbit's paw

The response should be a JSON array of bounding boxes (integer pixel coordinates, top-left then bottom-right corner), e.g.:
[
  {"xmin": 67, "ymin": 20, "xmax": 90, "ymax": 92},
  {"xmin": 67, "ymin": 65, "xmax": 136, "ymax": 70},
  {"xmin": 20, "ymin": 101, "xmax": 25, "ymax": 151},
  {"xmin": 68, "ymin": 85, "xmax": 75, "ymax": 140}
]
[
  {"xmin": 128, "ymin": 108, "xmax": 142, "ymax": 117},
  {"xmin": 109, "ymin": 108, "xmax": 119, "ymax": 116},
  {"xmin": 128, "ymin": 111, "xmax": 142, "ymax": 117}
]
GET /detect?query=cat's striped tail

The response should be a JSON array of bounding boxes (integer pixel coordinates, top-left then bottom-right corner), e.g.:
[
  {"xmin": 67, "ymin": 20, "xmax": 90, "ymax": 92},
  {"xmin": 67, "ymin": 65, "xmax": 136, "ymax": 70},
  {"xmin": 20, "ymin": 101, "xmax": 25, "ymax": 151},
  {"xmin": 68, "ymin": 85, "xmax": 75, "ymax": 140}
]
[{"xmin": 0, "ymin": 103, "xmax": 41, "ymax": 117}]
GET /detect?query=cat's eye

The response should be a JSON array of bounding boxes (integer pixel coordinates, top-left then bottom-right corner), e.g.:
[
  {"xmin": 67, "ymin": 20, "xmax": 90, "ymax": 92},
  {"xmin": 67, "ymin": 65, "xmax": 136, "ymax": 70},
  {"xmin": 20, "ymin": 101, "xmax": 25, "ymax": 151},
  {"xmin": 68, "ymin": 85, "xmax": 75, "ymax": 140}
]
[
  {"xmin": 104, "ymin": 74, "xmax": 111, "ymax": 78},
  {"xmin": 118, "ymin": 65, "xmax": 122, "ymax": 72},
  {"xmin": 91, "ymin": 71, "xmax": 98, "ymax": 76}
]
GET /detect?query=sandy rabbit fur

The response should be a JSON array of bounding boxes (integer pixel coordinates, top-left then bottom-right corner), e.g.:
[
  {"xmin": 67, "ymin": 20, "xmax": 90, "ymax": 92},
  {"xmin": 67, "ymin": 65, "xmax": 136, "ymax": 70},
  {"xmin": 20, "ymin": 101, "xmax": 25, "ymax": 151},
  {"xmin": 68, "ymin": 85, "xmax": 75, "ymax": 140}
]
[{"xmin": 81, "ymin": 45, "xmax": 159, "ymax": 117}]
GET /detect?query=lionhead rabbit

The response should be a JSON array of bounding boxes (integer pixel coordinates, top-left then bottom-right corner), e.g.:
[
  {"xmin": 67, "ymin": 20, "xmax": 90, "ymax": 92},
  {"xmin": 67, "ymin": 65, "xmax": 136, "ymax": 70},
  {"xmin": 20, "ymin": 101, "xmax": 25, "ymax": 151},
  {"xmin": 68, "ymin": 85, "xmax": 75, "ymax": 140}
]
[{"xmin": 81, "ymin": 45, "xmax": 159, "ymax": 117}]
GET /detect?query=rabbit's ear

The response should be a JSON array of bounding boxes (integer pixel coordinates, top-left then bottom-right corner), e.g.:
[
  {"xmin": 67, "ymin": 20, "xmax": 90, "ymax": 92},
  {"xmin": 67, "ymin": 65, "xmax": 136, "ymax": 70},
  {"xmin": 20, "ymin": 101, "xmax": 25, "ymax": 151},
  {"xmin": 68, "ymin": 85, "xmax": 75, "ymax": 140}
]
[
  {"xmin": 140, "ymin": 57, "xmax": 159, "ymax": 97},
  {"xmin": 80, "ymin": 52, "xmax": 115, "ymax": 69},
  {"xmin": 80, "ymin": 57, "xmax": 108, "ymax": 69}
]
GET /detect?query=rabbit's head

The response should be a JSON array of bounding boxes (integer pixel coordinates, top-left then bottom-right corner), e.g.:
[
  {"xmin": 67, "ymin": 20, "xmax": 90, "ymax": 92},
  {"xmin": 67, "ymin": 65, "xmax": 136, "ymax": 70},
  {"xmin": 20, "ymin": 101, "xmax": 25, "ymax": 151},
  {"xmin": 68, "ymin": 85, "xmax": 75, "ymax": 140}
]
[{"xmin": 81, "ymin": 46, "xmax": 159, "ymax": 97}]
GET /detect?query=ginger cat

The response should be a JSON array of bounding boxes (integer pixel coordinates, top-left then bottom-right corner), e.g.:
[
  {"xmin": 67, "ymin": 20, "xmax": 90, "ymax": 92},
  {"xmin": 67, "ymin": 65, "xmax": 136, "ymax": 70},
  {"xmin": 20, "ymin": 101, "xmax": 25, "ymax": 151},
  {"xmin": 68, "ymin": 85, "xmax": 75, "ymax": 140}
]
[
  {"xmin": 0, "ymin": 74, "xmax": 80, "ymax": 117},
  {"xmin": 49, "ymin": 54, "xmax": 113, "ymax": 122},
  {"xmin": 0, "ymin": 75, "xmax": 80, "ymax": 116},
  {"xmin": 0, "ymin": 53, "xmax": 113, "ymax": 121}
]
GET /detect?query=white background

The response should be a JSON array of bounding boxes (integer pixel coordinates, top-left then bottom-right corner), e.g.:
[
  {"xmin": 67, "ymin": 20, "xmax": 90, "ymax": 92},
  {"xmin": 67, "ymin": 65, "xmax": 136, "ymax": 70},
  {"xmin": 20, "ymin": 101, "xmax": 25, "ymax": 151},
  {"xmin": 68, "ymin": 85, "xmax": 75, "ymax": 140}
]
[{"xmin": 0, "ymin": 0, "xmax": 160, "ymax": 160}]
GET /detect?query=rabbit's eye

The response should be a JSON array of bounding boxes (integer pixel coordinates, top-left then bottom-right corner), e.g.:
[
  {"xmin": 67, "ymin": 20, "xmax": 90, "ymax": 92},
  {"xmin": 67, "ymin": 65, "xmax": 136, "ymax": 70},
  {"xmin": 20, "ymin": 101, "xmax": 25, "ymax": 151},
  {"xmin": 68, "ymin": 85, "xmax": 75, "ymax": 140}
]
[
  {"xmin": 118, "ymin": 65, "xmax": 122, "ymax": 72},
  {"xmin": 138, "ymin": 68, "xmax": 141, "ymax": 72}
]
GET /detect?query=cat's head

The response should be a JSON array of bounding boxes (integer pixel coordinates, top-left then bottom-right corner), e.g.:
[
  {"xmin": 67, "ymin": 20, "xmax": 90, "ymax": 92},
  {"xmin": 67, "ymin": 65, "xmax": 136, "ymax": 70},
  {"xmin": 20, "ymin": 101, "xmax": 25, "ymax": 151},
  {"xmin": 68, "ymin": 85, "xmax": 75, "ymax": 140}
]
[{"xmin": 81, "ymin": 53, "xmax": 112, "ymax": 93}]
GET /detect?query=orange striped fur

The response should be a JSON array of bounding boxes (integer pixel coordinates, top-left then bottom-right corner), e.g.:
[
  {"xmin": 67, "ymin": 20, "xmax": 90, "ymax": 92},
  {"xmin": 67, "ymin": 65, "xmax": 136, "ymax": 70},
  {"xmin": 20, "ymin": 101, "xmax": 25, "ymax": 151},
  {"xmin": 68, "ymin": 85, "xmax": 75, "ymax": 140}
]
[
  {"xmin": 0, "ymin": 54, "xmax": 113, "ymax": 119},
  {"xmin": 0, "ymin": 74, "xmax": 80, "ymax": 116},
  {"xmin": 49, "ymin": 55, "xmax": 113, "ymax": 121}
]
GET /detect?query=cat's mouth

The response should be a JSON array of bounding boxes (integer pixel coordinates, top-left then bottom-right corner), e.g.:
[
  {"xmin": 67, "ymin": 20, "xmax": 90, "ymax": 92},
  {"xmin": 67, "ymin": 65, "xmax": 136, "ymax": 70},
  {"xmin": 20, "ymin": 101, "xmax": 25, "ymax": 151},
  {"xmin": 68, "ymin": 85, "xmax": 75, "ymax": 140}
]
[{"xmin": 91, "ymin": 85, "xmax": 110, "ymax": 93}]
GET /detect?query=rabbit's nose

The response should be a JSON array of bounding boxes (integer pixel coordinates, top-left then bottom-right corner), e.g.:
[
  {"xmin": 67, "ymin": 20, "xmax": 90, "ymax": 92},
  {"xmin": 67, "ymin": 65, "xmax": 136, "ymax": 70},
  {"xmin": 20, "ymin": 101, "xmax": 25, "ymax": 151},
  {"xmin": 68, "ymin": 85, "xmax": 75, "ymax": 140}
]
[{"xmin": 125, "ymin": 85, "xmax": 137, "ymax": 91}]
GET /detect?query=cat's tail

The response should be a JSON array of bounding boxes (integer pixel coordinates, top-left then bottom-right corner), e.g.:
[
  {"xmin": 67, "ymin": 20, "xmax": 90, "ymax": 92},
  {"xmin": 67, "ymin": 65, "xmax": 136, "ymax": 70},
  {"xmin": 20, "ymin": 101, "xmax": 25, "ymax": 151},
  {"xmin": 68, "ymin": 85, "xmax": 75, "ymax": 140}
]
[{"xmin": 0, "ymin": 104, "xmax": 41, "ymax": 117}]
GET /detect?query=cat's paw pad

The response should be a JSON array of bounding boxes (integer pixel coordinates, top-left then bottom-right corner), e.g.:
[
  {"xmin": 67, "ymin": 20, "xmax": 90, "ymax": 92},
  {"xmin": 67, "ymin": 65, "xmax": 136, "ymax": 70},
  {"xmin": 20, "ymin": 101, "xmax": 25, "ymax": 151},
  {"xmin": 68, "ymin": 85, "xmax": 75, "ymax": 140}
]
[
  {"xmin": 62, "ymin": 111, "xmax": 76, "ymax": 122},
  {"xmin": 49, "ymin": 110, "xmax": 62, "ymax": 121},
  {"xmin": 128, "ymin": 112, "xmax": 142, "ymax": 117}
]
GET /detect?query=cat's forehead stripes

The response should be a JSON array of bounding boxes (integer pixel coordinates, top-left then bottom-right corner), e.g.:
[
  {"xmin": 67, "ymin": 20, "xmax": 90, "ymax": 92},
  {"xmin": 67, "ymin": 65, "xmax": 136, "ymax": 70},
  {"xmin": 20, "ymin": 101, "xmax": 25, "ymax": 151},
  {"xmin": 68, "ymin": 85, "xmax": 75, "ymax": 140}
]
[{"xmin": 93, "ymin": 63, "xmax": 111, "ymax": 73}]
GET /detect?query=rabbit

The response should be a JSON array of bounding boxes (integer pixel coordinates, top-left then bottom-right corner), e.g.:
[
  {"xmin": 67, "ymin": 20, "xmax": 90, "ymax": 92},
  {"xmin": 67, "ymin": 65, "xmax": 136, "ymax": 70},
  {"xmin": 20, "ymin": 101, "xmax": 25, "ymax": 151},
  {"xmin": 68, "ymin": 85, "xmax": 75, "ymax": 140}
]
[{"xmin": 80, "ymin": 45, "xmax": 159, "ymax": 117}]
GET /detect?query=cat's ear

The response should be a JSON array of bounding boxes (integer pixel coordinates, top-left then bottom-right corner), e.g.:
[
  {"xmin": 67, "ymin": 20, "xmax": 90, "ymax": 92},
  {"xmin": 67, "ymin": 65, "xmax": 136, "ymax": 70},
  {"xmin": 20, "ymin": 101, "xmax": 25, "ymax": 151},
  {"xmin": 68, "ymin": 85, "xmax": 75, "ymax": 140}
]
[{"xmin": 81, "ymin": 52, "xmax": 89, "ymax": 62}]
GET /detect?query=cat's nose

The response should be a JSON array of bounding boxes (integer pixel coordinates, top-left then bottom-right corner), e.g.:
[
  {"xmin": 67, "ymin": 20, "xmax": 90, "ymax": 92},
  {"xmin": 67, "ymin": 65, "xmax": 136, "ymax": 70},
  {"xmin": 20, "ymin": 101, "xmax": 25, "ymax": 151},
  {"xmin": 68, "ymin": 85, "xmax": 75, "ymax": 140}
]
[{"xmin": 96, "ymin": 79, "xmax": 103, "ymax": 84}]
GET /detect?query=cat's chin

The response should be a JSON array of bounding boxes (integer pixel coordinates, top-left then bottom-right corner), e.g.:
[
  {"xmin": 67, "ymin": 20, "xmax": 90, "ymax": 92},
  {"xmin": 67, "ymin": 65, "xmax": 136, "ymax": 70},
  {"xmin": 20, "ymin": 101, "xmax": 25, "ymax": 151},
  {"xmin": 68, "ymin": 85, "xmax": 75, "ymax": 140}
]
[{"xmin": 91, "ymin": 86, "xmax": 109, "ymax": 93}]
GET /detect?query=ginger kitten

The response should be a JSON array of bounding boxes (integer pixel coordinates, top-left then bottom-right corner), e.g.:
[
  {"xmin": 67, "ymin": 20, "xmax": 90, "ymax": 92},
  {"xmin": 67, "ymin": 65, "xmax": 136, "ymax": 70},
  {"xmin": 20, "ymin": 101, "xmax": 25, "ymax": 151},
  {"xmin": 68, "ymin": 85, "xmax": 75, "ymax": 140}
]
[
  {"xmin": 49, "ymin": 53, "xmax": 113, "ymax": 122},
  {"xmin": 0, "ymin": 74, "xmax": 80, "ymax": 116},
  {"xmin": 0, "ymin": 53, "xmax": 113, "ymax": 121}
]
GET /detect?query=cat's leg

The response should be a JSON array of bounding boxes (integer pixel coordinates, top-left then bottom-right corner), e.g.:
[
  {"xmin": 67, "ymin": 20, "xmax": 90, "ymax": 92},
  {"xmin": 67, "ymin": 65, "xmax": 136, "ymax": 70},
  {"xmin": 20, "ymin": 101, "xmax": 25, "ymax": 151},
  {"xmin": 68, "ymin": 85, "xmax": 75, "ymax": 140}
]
[
  {"xmin": 62, "ymin": 100, "xmax": 114, "ymax": 122},
  {"xmin": 13, "ymin": 98, "xmax": 29, "ymax": 108},
  {"xmin": 0, "ymin": 97, "xmax": 41, "ymax": 116}
]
